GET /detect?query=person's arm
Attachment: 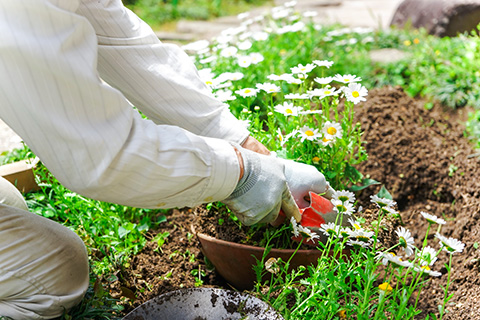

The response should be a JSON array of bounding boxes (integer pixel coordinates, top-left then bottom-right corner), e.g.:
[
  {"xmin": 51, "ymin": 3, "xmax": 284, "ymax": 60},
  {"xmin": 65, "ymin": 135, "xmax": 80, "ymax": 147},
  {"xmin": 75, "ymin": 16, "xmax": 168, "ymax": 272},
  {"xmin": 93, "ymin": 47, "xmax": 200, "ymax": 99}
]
[
  {"xmin": 77, "ymin": 0, "xmax": 250, "ymax": 145},
  {"xmin": 0, "ymin": 0, "xmax": 240, "ymax": 209}
]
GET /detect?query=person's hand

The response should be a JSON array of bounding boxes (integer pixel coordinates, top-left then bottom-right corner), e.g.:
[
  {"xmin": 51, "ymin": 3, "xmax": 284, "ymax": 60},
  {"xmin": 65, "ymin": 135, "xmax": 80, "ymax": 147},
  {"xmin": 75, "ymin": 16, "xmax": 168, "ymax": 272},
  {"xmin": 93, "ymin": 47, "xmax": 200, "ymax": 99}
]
[
  {"xmin": 279, "ymin": 159, "xmax": 334, "ymax": 208},
  {"xmin": 222, "ymin": 145, "xmax": 300, "ymax": 226},
  {"xmin": 241, "ymin": 135, "xmax": 270, "ymax": 156}
]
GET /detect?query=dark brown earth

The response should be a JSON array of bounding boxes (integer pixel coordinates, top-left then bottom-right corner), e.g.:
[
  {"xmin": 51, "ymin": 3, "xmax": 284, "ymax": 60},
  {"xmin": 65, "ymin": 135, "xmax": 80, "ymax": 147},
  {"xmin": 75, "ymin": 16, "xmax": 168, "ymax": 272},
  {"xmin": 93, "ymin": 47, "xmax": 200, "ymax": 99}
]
[{"xmin": 111, "ymin": 86, "xmax": 480, "ymax": 319}]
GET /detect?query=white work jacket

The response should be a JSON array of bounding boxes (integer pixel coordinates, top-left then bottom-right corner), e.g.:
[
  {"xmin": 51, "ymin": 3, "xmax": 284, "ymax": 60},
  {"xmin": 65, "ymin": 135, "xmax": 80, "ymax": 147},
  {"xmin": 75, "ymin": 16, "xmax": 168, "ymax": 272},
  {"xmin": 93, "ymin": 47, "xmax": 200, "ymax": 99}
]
[{"xmin": 0, "ymin": 0, "xmax": 249, "ymax": 209}]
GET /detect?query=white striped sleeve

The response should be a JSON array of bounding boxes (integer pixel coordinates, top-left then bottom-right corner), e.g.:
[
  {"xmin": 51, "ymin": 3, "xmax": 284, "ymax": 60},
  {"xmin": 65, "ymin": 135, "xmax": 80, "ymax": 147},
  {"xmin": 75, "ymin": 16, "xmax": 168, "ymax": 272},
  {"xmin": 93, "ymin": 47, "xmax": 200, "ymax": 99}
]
[
  {"xmin": 0, "ymin": 0, "xmax": 240, "ymax": 209},
  {"xmin": 77, "ymin": 0, "xmax": 250, "ymax": 144}
]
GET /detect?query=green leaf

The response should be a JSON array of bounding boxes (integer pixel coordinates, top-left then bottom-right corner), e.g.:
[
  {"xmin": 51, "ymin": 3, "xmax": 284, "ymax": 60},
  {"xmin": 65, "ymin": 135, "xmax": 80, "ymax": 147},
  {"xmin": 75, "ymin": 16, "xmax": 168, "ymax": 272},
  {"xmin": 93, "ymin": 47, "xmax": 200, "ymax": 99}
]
[
  {"xmin": 349, "ymin": 178, "xmax": 381, "ymax": 191},
  {"xmin": 345, "ymin": 164, "xmax": 363, "ymax": 183},
  {"xmin": 474, "ymin": 242, "xmax": 479, "ymax": 250},
  {"xmin": 376, "ymin": 185, "xmax": 393, "ymax": 200}
]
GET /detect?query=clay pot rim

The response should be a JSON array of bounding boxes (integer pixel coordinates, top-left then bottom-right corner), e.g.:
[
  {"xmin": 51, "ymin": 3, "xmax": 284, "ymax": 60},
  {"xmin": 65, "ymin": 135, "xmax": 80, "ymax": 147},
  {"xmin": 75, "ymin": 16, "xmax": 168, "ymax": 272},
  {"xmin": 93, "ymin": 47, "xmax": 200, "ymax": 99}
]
[{"xmin": 196, "ymin": 231, "xmax": 323, "ymax": 254}]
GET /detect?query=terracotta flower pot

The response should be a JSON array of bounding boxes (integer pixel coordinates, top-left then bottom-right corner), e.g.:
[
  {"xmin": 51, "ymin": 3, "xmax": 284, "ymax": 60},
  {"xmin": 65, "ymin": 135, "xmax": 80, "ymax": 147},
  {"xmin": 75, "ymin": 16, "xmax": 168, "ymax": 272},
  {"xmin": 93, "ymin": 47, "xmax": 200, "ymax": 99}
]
[
  {"xmin": 197, "ymin": 232, "xmax": 327, "ymax": 291},
  {"xmin": 196, "ymin": 193, "xmax": 350, "ymax": 290}
]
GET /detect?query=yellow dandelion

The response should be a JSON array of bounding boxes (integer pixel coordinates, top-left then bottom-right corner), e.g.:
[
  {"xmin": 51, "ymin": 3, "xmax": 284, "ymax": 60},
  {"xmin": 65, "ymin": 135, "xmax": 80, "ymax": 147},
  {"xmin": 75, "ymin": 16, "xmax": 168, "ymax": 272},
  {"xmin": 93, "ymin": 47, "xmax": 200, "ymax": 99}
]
[{"xmin": 403, "ymin": 40, "xmax": 412, "ymax": 46}]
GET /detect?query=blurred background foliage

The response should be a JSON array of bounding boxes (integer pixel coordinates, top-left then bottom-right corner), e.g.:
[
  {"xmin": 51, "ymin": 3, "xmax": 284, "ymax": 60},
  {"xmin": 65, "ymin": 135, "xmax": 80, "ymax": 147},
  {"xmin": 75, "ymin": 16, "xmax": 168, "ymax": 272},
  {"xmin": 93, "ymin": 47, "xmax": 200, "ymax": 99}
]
[{"xmin": 123, "ymin": 0, "xmax": 273, "ymax": 29}]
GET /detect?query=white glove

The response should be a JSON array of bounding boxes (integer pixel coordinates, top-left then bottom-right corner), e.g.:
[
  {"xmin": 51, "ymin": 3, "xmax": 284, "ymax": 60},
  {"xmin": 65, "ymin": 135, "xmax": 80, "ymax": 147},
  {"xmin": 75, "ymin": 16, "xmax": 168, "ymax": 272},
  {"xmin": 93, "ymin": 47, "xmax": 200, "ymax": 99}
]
[
  {"xmin": 222, "ymin": 145, "xmax": 300, "ymax": 226},
  {"xmin": 279, "ymin": 159, "xmax": 334, "ymax": 208}
]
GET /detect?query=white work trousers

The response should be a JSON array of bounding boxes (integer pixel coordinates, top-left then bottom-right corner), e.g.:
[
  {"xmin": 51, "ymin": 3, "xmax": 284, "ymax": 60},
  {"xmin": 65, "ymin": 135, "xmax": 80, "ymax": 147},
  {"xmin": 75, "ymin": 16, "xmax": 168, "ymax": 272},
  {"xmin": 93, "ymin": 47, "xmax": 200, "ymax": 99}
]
[{"xmin": 0, "ymin": 177, "xmax": 89, "ymax": 320}]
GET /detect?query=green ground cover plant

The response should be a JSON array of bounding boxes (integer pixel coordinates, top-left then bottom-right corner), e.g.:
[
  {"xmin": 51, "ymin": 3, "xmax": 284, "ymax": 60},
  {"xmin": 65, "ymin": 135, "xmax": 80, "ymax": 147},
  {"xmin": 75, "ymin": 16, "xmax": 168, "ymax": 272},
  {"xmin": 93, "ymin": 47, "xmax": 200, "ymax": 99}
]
[
  {"xmin": 125, "ymin": 0, "xmax": 272, "ymax": 29},
  {"xmin": 1, "ymin": 1, "xmax": 478, "ymax": 318}
]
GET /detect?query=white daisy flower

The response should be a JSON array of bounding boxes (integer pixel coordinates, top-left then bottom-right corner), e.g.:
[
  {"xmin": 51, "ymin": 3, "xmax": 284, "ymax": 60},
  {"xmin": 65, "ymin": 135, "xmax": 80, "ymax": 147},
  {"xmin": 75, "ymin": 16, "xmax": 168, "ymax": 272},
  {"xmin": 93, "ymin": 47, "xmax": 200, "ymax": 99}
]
[
  {"xmin": 216, "ymin": 72, "xmax": 244, "ymax": 83},
  {"xmin": 322, "ymin": 121, "xmax": 343, "ymax": 140},
  {"xmin": 235, "ymin": 88, "xmax": 259, "ymax": 98},
  {"xmin": 298, "ymin": 125, "xmax": 321, "ymax": 142},
  {"xmin": 380, "ymin": 251, "xmax": 396, "ymax": 266},
  {"xmin": 308, "ymin": 87, "xmax": 340, "ymax": 99},
  {"xmin": 348, "ymin": 218, "xmax": 363, "ymax": 230},
  {"xmin": 313, "ymin": 60, "xmax": 334, "ymax": 68},
  {"xmin": 380, "ymin": 252, "xmax": 414, "ymax": 268},
  {"xmin": 256, "ymin": 82, "xmax": 281, "ymax": 94},
  {"xmin": 249, "ymin": 52, "xmax": 264, "ymax": 64},
  {"xmin": 237, "ymin": 40, "xmax": 252, "ymax": 51},
  {"xmin": 413, "ymin": 265, "xmax": 442, "ymax": 277},
  {"xmin": 251, "ymin": 31, "xmax": 269, "ymax": 41},
  {"xmin": 333, "ymin": 73, "xmax": 362, "ymax": 84},
  {"xmin": 181, "ymin": 39, "xmax": 210, "ymax": 53},
  {"xmin": 285, "ymin": 93, "xmax": 310, "ymax": 100},
  {"xmin": 299, "ymin": 109, "xmax": 322, "ymax": 115},
  {"xmin": 370, "ymin": 195, "xmax": 397, "ymax": 208},
  {"xmin": 199, "ymin": 55, "xmax": 217, "ymax": 64},
  {"xmin": 331, "ymin": 199, "xmax": 355, "ymax": 215},
  {"xmin": 317, "ymin": 135, "xmax": 335, "ymax": 147},
  {"xmin": 318, "ymin": 222, "xmax": 341, "ymax": 237},
  {"xmin": 277, "ymin": 128, "xmax": 295, "ymax": 147},
  {"xmin": 395, "ymin": 227, "xmax": 415, "ymax": 256},
  {"xmin": 420, "ymin": 211, "xmax": 446, "ymax": 225},
  {"xmin": 333, "ymin": 190, "xmax": 356, "ymax": 204},
  {"xmin": 265, "ymin": 257, "xmax": 279, "ymax": 274},
  {"xmin": 313, "ymin": 77, "xmax": 334, "ymax": 85},
  {"xmin": 285, "ymin": 76, "xmax": 303, "ymax": 84},
  {"xmin": 274, "ymin": 102, "xmax": 302, "ymax": 116},
  {"xmin": 380, "ymin": 206, "xmax": 399, "ymax": 216},
  {"xmin": 347, "ymin": 239, "xmax": 371, "ymax": 248},
  {"xmin": 237, "ymin": 55, "xmax": 252, "ymax": 68},
  {"xmin": 417, "ymin": 246, "xmax": 438, "ymax": 266},
  {"xmin": 290, "ymin": 63, "xmax": 316, "ymax": 75},
  {"xmin": 290, "ymin": 217, "xmax": 320, "ymax": 243},
  {"xmin": 349, "ymin": 228, "xmax": 374, "ymax": 242},
  {"xmin": 267, "ymin": 73, "xmax": 291, "ymax": 81},
  {"xmin": 220, "ymin": 46, "xmax": 238, "ymax": 58},
  {"xmin": 214, "ymin": 89, "xmax": 236, "ymax": 102},
  {"xmin": 344, "ymin": 82, "xmax": 368, "ymax": 104},
  {"xmin": 435, "ymin": 233, "xmax": 465, "ymax": 254}
]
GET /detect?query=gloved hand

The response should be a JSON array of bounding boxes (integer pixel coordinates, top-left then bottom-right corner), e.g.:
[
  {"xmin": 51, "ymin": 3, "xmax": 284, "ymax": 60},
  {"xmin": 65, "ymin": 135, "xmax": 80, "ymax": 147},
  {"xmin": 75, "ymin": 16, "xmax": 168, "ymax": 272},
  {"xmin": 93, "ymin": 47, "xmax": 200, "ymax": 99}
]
[
  {"xmin": 222, "ymin": 145, "xmax": 300, "ymax": 226},
  {"xmin": 279, "ymin": 159, "xmax": 334, "ymax": 208}
]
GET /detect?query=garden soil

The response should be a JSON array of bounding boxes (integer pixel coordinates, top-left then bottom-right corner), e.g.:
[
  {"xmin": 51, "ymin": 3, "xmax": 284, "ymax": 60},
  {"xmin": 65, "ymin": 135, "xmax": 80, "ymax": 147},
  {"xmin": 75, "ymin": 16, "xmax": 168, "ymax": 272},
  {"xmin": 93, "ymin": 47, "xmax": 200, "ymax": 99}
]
[{"xmin": 111, "ymin": 86, "xmax": 480, "ymax": 319}]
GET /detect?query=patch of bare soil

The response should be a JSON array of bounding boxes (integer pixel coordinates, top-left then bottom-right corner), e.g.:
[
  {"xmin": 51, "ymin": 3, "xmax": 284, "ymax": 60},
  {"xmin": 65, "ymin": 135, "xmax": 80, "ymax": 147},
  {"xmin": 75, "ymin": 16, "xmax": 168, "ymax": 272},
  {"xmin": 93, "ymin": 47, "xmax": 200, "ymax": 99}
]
[{"xmin": 112, "ymin": 86, "xmax": 480, "ymax": 319}]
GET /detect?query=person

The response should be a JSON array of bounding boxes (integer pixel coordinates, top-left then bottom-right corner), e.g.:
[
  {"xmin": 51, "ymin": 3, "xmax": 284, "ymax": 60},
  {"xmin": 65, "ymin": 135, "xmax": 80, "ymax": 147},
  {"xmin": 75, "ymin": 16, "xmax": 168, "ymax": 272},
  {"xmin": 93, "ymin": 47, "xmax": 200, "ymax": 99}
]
[{"xmin": 0, "ymin": 0, "xmax": 330, "ymax": 319}]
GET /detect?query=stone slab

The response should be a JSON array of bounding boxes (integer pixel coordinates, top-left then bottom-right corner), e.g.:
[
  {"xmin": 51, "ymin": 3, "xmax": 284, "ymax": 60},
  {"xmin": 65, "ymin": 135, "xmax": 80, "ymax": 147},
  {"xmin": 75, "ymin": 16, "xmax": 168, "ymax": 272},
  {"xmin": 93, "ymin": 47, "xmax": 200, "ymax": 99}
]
[{"xmin": 391, "ymin": 0, "xmax": 480, "ymax": 36}]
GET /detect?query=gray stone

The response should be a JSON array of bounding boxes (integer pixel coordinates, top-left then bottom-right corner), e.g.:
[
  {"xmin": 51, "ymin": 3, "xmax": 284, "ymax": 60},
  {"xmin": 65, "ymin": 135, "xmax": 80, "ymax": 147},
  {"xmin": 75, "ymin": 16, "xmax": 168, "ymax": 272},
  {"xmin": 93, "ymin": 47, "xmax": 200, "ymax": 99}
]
[{"xmin": 390, "ymin": 0, "xmax": 480, "ymax": 37}]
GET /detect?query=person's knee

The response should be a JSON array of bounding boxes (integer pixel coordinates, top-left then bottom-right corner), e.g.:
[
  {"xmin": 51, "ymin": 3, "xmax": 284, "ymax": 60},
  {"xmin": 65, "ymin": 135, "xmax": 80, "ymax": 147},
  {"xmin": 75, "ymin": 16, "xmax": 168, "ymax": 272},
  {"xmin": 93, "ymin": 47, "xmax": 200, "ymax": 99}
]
[{"xmin": 0, "ymin": 205, "xmax": 89, "ymax": 319}]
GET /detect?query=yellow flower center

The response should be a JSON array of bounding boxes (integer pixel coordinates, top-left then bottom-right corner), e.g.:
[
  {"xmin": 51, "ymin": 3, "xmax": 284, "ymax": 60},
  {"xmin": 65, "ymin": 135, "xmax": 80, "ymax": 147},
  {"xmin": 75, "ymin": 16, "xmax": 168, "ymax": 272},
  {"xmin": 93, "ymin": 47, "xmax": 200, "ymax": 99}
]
[
  {"xmin": 324, "ymin": 90, "xmax": 331, "ymax": 94},
  {"xmin": 327, "ymin": 127, "xmax": 337, "ymax": 135},
  {"xmin": 285, "ymin": 109, "xmax": 293, "ymax": 114},
  {"xmin": 353, "ymin": 223, "xmax": 361, "ymax": 230},
  {"xmin": 322, "ymin": 137, "xmax": 330, "ymax": 142},
  {"xmin": 378, "ymin": 282, "xmax": 393, "ymax": 293},
  {"xmin": 305, "ymin": 130, "xmax": 314, "ymax": 136},
  {"xmin": 344, "ymin": 78, "xmax": 350, "ymax": 82},
  {"xmin": 245, "ymin": 89, "xmax": 251, "ymax": 93},
  {"xmin": 312, "ymin": 156, "xmax": 320, "ymax": 162},
  {"xmin": 352, "ymin": 91, "xmax": 360, "ymax": 98},
  {"xmin": 421, "ymin": 266, "xmax": 431, "ymax": 271},
  {"xmin": 414, "ymin": 38, "xmax": 420, "ymax": 44}
]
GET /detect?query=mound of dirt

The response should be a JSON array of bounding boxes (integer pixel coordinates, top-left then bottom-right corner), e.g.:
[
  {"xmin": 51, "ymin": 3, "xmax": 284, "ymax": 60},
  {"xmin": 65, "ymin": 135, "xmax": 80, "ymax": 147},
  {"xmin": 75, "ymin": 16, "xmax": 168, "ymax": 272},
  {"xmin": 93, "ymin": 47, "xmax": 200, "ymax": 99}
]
[
  {"xmin": 355, "ymin": 86, "xmax": 480, "ymax": 319},
  {"xmin": 112, "ymin": 86, "xmax": 480, "ymax": 319}
]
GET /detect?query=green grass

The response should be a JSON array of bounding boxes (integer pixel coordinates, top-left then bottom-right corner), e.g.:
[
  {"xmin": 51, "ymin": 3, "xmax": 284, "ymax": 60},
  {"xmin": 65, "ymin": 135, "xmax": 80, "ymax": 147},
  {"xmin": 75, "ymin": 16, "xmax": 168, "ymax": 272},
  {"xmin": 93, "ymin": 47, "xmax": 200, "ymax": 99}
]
[{"xmin": 126, "ymin": 0, "xmax": 273, "ymax": 30}]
